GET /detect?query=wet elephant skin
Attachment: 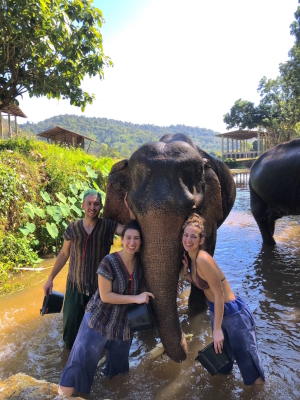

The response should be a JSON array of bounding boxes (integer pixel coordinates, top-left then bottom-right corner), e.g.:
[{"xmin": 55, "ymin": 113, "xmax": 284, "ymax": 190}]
[
  {"xmin": 103, "ymin": 134, "xmax": 236, "ymax": 362},
  {"xmin": 249, "ymin": 138, "xmax": 300, "ymax": 245}
]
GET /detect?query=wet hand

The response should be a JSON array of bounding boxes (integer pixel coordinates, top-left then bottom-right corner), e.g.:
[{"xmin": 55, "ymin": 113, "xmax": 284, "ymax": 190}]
[
  {"xmin": 135, "ymin": 292, "xmax": 155, "ymax": 304},
  {"xmin": 180, "ymin": 253, "xmax": 189, "ymax": 276},
  {"xmin": 43, "ymin": 279, "xmax": 53, "ymax": 295},
  {"xmin": 213, "ymin": 329, "xmax": 224, "ymax": 354}
]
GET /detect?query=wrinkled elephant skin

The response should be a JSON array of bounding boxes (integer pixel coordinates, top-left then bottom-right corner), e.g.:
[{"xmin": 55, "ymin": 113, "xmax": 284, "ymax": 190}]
[
  {"xmin": 249, "ymin": 138, "xmax": 300, "ymax": 245},
  {"xmin": 103, "ymin": 134, "xmax": 236, "ymax": 362}
]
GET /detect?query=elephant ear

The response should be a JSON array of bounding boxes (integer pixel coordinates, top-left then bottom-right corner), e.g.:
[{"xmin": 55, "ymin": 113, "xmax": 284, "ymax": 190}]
[
  {"xmin": 103, "ymin": 160, "xmax": 131, "ymax": 224},
  {"xmin": 199, "ymin": 164, "xmax": 223, "ymax": 239}
]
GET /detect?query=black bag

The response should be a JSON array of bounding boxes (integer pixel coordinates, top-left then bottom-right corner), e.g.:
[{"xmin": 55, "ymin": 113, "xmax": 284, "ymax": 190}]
[
  {"xmin": 195, "ymin": 342, "xmax": 231, "ymax": 376},
  {"xmin": 127, "ymin": 303, "xmax": 154, "ymax": 331},
  {"xmin": 40, "ymin": 291, "xmax": 64, "ymax": 316}
]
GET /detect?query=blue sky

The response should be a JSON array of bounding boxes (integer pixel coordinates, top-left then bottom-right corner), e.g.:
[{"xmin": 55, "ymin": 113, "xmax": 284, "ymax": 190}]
[{"xmin": 18, "ymin": 0, "xmax": 299, "ymax": 132}]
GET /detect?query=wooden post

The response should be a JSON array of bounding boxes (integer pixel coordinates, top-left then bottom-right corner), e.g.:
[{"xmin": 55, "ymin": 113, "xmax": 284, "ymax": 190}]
[
  {"xmin": 15, "ymin": 115, "xmax": 18, "ymax": 136},
  {"xmin": 8, "ymin": 111, "xmax": 11, "ymax": 138},
  {"xmin": 221, "ymin": 136, "xmax": 224, "ymax": 160},
  {"xmin": 227, "ymin": 138, "xmax": 229, "ymax": 158},
  {"xmin": 86, "ymin": 140, "xmax": 91, "ymax": 154},
  {"xmin": 0, "ymin": 111, "xmax": 2, "ymax": 139},
  {"xmin": 231, "ymin": 138, "xmax": 233, "ymax": 156}
]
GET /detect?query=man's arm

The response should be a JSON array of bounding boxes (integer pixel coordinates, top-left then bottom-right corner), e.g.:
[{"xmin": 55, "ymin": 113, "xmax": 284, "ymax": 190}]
[{"xmin": 43, "ymin": 240, "xmax": 71, "ymax": 295}]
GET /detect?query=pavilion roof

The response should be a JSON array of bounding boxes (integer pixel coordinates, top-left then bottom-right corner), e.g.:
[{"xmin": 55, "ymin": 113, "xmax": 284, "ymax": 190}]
[
  {"xmin": 37, "ymin": 125, "xmax": 98, "ymax": 142},
  {"xmin": 215, "ymin": 130, "xmax": 268, "ymax": 139},
  {"xmin": 0, "ymin": 103, "xmax": 27, "ymax": 118}
]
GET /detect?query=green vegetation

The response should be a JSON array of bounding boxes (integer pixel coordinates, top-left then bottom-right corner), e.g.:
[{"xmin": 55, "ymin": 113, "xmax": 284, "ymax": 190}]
[
  {"xmin": 20, "ymin": 115, "xmax": 222, "ymax": 158},
  {"xmin": 224, "ymin": 5, "xmax": 300, "ymax": 146},
  {"xmin": 0, "ymin": 137, "xmax": 116, "ymax": 294},
  {"xmin": 0, "ymin": 0, "xmax": 111, "ymax": 111}
]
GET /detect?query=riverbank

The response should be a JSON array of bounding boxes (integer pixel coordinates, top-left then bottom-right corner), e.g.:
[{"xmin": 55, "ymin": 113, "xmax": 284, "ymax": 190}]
[{"xmin": 0, "ymin": 137, "xmax": 117, "ymax": 295}]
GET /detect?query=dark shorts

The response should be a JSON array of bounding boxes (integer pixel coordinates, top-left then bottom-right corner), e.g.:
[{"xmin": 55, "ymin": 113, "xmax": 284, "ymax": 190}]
[
  {"xmin": 208, "ymin": 297, "xmax": 265, "ymax": 385},
  {"xmin": 59, "ymin": 312, "xmax": 132, "ymax": 394}
]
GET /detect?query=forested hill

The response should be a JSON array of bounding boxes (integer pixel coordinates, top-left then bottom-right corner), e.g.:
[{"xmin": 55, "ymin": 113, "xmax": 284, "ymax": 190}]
[{"xmin": 20, "ymin": 115, "xmax": 221, "ymax": 158}]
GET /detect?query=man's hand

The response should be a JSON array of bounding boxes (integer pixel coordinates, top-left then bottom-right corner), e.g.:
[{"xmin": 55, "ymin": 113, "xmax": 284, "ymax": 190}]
[
  {"xmin": 43, "ymin": 278, "xmax": 53, "ymax": 295},
  {"xmin": 124, "ymin": 192, "xmax": 136, "ymax": 219}
]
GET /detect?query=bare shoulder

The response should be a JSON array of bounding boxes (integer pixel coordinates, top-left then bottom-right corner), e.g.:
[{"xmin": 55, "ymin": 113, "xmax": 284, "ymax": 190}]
[
  {"xmin": 196, "ymin": 251, "xmax": 218, "ymax": 273},
  {"xmin": 197, "ymin": 250, "xmax": 214, "ymax": 265}
]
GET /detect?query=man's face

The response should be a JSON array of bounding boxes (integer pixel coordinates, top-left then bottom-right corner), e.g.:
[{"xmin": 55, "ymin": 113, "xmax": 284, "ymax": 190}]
[{"xmin": 82, "ymin": 195, "xmax": 102, "ymax": 219}]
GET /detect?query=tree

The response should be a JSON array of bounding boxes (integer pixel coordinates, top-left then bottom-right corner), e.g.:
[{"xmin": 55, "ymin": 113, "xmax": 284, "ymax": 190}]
[
  {"xmin": 224, "ymin": 3, "xmax": 300, "ymax": 145},
  {"xmin": 0, "ymin": 0, "xmax": 112, "ymax": 111}
]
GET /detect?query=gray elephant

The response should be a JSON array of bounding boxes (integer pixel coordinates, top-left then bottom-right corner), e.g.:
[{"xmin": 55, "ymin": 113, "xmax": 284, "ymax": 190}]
[
  {"xmin": 103, "ymin": 133, "xmax": 236, "ymax": 362},
  {"xmin": 249, "ymin": 138, "xmax": 300, "ymax": 245}
]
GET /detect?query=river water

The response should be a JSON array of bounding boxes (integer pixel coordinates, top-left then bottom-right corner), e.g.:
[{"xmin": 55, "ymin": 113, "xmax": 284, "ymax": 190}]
[{"xmin": 1, "ymin": 172, "xmax": 300, "ymax": 399}]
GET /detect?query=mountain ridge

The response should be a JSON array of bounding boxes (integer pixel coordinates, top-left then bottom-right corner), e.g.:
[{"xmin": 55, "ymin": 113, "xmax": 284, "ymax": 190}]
[{"xmin": 20, "ymin": 115, "xmax": 221, "ymax": 157}]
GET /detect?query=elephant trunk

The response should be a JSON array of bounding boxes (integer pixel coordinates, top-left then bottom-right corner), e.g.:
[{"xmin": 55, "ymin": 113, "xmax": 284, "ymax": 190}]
[{"xmin": 138, "ymin": 214, "xmax": 188, "ymax": 362}]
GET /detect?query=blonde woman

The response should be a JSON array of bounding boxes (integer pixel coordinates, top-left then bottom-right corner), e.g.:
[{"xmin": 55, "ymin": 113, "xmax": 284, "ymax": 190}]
[{"xmin": 181, "ymin": 213, "xmax": 265, "ymax": 386}]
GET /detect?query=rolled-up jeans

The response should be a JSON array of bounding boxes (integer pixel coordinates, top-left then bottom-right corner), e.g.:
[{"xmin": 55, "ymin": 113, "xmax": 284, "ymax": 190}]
[
  {"xmin": 59, "ymin": 312, "xmax": 131, "ymax": 394},
  {"xmin": 208, "ymin": 297, "xmax": 265, "ymax": 385}
]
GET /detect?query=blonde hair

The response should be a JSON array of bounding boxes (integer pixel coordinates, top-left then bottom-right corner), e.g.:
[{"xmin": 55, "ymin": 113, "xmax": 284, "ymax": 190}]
[{"xmin": 182, "ymin": 213, "xmax": 206, "ymax": 239}]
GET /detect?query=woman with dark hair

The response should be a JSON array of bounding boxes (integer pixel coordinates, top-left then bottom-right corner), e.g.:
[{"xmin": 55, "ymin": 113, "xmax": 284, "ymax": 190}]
[
  {"xmin": 59, "ymin": 220, "xmax": 154, "ymax": 397},
  {"xmin": 181, "ymin": 213, "xmax": 265, "ymax": 386}
]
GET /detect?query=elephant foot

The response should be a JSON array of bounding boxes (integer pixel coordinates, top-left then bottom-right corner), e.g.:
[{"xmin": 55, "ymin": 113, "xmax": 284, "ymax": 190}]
[{"xmin": 262, "ymin": 238, "xmax": 276, "ymax": 246}]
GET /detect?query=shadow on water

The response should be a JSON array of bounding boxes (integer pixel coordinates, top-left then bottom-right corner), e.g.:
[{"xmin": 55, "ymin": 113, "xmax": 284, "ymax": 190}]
[{"xmin": 1, "ymin": 174, "xmax": 300, "ymax": 399}]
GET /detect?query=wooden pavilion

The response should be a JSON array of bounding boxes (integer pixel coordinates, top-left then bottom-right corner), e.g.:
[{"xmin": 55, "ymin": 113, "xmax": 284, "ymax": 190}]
[
  {"xmin": 37, "ymin": 125, "xmax": 98, "ymax": 153},
  {"xmin": 0, "ymin": 103, "xmax": 28, "ymax": 138},
  {"xmin": 215, "ymin": 130, "xmax": 269, "ymax": 160}
]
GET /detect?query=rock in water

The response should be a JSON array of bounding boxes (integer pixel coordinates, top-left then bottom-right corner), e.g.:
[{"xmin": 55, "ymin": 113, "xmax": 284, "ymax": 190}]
[{"xmin": 0, "ymin": 373, "xmax": 84, "ymax": 399}]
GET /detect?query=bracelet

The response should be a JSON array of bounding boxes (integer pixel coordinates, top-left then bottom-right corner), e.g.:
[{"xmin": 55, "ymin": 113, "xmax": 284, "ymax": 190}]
[{"xmin": 183, "ymin": 273, "xmax": 189, "ymax": 276}]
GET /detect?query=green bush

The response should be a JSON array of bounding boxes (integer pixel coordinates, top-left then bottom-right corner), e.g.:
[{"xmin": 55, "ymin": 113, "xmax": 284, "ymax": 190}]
[
  {"xmin": 224, "ymin": 158, "xmax": 239, "ymax": 168},
  {"xmin": 0, "ymin": 138, "xmax": 118, "ymax": 281}
]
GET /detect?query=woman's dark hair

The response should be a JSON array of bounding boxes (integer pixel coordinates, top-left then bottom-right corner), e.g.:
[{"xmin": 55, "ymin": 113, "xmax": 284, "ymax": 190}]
[
  {"xmin": 121, "ymin": 219, "xmax": 143, "ymax": 242},
  {"xmin": 182, "ymin": 213, "xmax": 206, "ymax": 239}
]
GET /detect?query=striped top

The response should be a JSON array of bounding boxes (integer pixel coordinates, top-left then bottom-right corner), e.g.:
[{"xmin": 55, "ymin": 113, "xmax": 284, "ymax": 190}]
[
  {"xmin": 86, "ymin": 252, "xmax": 143, "ymax": 340},
  {"xmin": 64, "ymin": 218, "xmax": 117, "ymax": 295}
]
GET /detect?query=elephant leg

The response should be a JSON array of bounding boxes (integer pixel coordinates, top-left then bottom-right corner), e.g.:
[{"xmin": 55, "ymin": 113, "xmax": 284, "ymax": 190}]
[
  {"xmin": 188, "ymin": 283, "xmax": 207, "ymax": 312},
  {"xmin": 250, "ymin": 182, "xmax": 276, "ymax": 245}
]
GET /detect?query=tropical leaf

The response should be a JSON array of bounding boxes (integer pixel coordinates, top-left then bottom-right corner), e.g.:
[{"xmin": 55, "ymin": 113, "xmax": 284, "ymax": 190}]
[
  {"xmin": 46, "ymin": 222, "xmax": 59, "ymax": 239},
  {"xmin": 85, "ymin": 165, "xmax": 98, "ymax": 178},
  {"xmin": 71, "ymin": 204, "xmax": 82, "ymax": 216},
  {"xmin": 40, "ymin": 191, "xmax": 51, "ymax": 203},
  {"xmin": 68, "ymin": 196, "xmax": 77, "ymax": 204},
  {"xmin": 33, "ymin": 206, "xmax": 45, "ymax": 218},
  {"xmin": 56, "ymin": 192, "xmax": 67, "ymax": 204},
  {"xmin": 26, "ymin": 222, "xmax": 36, "ymax": 233},
  {"xmin": 18, "ymin": 221, "xmax": 35, "ymax": 236},
  {"xmin": 69, "ymin": 184, "xmax": 78, "ymax": 196},
  {"xmin": 59, "ymin": 203, "xmax": 70, "ymax": 217},
  {"xmin": 24, "ymin": 203, "xmax": 35, "ymax": 219},
  {"xmin": 53, "ymin": 213, "xmax": 62, "ymax": 223}
]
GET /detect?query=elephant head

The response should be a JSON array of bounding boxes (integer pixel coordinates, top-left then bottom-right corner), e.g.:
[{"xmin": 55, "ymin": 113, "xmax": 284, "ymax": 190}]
[{"xmin": 103, "ymin": 134, "xmax": 236, "ymax": 362}]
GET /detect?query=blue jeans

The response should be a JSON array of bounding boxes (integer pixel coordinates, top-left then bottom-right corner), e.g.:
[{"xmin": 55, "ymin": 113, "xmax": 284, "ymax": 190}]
[
  {"xmin": 208, "ymin": 297, "xmax": 265, "ymax": 385},
  {"xmin": 59, "ymin": 312, "xmax": 132, "ymax": 394}
]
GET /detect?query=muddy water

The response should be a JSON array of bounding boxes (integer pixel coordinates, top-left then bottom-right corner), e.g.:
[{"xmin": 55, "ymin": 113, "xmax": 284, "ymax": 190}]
[{"xmin": 1, "ymin": 173, "xmax": 300, "ymax": 399}]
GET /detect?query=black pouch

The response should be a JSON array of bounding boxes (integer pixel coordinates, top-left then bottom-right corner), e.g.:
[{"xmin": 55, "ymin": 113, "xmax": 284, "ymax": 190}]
[
  {"xmin": 195, "ymin": 342, "xmax": 231, "ymax": 376},
  {"xmin": 127, "ymin": 303, "xmax": 154, "ymax": 331},
  {"xmin": 40, "ymin": 291, "xmax": 64, "ymax": 316}
]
